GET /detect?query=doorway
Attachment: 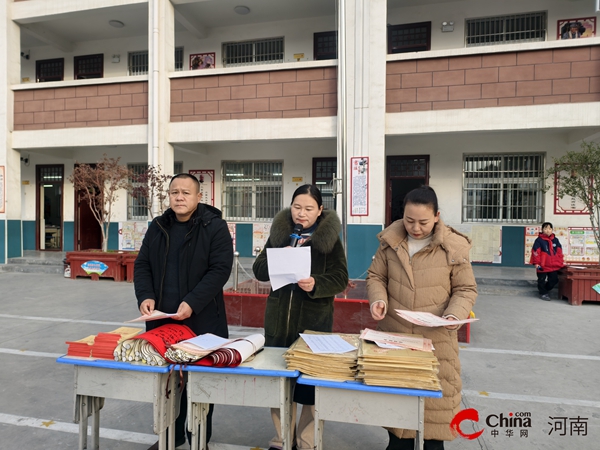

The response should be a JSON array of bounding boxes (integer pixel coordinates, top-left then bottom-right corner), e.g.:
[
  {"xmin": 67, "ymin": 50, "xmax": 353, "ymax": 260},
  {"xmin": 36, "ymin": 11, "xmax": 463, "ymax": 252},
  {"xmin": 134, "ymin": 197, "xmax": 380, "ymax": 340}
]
[
  {"xmin": 36, "ymin": 165, "xmax": 64, "ymax": 251},
  {"xmin": 74, "ymin": 164, "xmax": 102, "ymax": 250},
  {"xmin": 386, "ymin": 156, "xmax": 429, "ymax": 226}
]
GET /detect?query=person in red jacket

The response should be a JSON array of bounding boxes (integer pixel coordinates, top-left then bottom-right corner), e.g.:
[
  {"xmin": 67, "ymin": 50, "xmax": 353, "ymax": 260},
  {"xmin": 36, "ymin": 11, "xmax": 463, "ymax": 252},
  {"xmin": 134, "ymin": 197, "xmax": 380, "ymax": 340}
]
[{"xmin": 530, "ymin": 222, "xmax": 565, "ymax": 301}]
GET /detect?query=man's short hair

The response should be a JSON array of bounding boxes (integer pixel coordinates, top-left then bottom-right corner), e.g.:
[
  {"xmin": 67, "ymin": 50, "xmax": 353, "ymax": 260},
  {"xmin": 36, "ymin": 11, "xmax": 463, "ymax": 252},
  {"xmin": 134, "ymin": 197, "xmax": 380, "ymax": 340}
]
[{"xmin": 169, "ymin": 173, "xmax": 201, "ymax": 191}]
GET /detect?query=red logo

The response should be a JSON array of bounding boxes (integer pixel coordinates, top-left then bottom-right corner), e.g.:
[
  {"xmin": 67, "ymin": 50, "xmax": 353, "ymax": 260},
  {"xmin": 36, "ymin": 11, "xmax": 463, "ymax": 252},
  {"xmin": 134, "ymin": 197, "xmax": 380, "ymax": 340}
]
[{"xmin": 450, "ymin": 408, "xmax": 484, "ymax": 440}]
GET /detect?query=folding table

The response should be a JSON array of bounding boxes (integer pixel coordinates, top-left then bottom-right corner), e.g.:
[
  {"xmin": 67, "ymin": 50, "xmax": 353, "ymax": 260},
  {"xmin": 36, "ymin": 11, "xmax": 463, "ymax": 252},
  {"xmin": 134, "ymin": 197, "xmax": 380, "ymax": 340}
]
[
  {"xmin": 296, "ymin": 375, "xmax": 443, "ymax": 450},
  {"xmin": 57, "ymin": 357, "xmax": 181, "ymax": 450},
  {"xmin": 185, "ymin": 347, "xmax": 298, "ymax": 450}
]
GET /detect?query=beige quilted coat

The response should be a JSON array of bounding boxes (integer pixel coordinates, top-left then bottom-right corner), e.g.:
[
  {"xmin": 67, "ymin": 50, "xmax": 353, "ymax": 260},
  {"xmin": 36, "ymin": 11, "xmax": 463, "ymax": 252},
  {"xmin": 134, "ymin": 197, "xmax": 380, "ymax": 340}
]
[{"xmin": 366, "ymin": 218, "xmax": 477, "ymax": 441}]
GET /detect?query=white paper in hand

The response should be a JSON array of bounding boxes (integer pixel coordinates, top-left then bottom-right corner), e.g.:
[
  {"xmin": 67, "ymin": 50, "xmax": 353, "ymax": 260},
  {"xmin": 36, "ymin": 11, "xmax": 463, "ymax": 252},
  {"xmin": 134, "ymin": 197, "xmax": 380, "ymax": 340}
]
[{"xmin": 266, "ymin": 247, "xmax": 311, "ymax": 291}]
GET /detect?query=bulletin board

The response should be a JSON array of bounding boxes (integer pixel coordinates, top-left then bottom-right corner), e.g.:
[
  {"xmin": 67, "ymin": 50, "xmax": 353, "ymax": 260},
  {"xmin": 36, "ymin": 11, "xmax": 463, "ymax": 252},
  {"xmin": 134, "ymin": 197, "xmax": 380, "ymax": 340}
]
[
  {"xmin": 524, "ymin": 226, "xmax": 597, "ymax": 265},
  {"xmin": 0, "ymin": 166, "xmax": 4, "ymax": 213},
  {"xmin": 350, "ymin": 157, "xmax": 369, "ymax": 216}
]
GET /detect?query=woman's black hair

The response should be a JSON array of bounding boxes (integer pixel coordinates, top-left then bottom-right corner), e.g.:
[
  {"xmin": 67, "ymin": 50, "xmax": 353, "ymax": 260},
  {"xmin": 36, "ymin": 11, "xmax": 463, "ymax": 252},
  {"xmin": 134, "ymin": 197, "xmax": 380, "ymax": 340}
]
[
  {"xmin": 541, "ymin": 222, "xmax": 553, "ymax": 230},
  {"xmin": 291, "ymin": 184, "xmax": 323, "ymax": 208},
  {"xmin": 403, "ymin": 186, "xmax": 438, "ymax": 214}
]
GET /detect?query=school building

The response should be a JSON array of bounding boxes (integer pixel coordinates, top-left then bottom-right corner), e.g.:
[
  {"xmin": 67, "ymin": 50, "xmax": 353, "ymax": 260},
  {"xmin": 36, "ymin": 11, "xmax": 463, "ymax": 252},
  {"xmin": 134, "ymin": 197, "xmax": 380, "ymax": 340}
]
[{"xmin": 1, "ymin": 0, "xmax": 599, "ymax": 277}]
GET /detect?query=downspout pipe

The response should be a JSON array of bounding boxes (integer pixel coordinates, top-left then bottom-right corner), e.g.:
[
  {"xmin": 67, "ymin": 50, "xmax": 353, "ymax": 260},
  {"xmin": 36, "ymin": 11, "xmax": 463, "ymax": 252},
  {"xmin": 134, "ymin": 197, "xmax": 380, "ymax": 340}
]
[{"xmin": 337, "ymin": 0, "xmax": 348, "ymax": 255}]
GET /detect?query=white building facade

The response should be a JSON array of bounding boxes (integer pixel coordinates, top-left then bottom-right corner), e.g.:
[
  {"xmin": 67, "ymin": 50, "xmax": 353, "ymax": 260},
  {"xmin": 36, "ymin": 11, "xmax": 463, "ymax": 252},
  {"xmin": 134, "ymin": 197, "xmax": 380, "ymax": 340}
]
[{"xmin": 1, "ymin": 0, "xmax": 599, "ymax": 277}]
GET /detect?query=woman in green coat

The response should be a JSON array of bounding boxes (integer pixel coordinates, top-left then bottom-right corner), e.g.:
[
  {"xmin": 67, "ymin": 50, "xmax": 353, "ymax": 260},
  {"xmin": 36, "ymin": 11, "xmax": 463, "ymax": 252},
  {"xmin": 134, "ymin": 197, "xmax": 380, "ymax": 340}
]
[{"xmin": 253, "ymin": 184, "xmax": 349, "ymax": 450}]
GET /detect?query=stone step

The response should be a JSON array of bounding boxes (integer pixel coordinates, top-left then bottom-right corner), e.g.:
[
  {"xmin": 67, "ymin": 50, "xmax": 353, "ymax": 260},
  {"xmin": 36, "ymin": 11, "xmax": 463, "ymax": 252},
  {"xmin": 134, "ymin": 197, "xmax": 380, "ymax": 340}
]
[
  {"xmin": 7, "ymin": 257, "xmax": 64, "ymax": 266},
  {"xmin": 0, "ymin": 263, "xmax": 64, "ymax": 274}
]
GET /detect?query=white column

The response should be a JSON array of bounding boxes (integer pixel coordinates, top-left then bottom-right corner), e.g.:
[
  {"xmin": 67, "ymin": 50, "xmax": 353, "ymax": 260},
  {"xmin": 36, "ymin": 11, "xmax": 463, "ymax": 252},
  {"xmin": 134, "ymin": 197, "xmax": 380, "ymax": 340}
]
[
  {"xmin": 340, "ymin": 0, "xmax": 387, "ymax": 226},
  {"xmin": 1, "ymin": 2, "xmax": 23, "ymax": 260},
  {"xmin": 148, "ymin": 0, "xmax": 175, "ymax": 216}
]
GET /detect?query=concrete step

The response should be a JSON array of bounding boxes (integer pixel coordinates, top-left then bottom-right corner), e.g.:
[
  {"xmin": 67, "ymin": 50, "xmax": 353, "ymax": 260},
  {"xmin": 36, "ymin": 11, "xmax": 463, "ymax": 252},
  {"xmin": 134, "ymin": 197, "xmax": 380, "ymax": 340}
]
[
  {"xmin": 7, "ymin": 257, "xmax": 64, "ymax": 266},
  {"xmin": 0, "ymin": 263, "xmax": 64, "ymax": 274}
]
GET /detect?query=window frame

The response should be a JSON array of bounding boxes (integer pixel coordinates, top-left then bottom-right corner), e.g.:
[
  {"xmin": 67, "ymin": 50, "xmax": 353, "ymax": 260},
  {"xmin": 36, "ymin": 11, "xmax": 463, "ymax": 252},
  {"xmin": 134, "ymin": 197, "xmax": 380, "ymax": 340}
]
[
  {"xmin": 462, "ymin": 153, "xmax": 545, "ymax": 224},
  {"xmin": 222, "ymin": 161, "xmax": 284, "ymax": 222},
  {"xmin": 314, "ymin": 31, "xmax": 338, "ymax": 61},
  {"xmin": 74, "ymin": 53, "xmax": 104, "ymax": 80},
  {"xmin": 387, "ymin": 22, "xmax": 432, "ymax": 54},
  {"xmin": 222, "ymin": 37, "xmax": 284, "ymax": 68},
  {"xmin": 36, "ymin": 58, "xmax": 64, "ymax": 83},
  {"xmin": 465, "ymin": 11, "xmax": 547, "ymax": 47}
]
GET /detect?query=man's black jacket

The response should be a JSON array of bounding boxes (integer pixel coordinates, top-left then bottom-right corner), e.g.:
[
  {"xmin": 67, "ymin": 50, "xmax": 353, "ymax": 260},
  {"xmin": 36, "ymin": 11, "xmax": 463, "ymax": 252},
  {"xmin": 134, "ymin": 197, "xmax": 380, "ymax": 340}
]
[{"xmin": 134, "ymin": 203, "xmax": 233, "ymax": 337}]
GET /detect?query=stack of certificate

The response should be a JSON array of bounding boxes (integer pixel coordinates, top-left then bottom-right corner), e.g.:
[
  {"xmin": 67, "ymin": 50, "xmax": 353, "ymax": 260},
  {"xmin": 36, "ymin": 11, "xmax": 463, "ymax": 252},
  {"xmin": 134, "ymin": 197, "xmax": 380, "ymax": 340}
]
[
  {"xmin": 357, "ymin": 329, "xmax": 442, "ymax": 391},
  {"xmin": 284, "ymin": 331, "xmax": 359, "ymax": 381}
]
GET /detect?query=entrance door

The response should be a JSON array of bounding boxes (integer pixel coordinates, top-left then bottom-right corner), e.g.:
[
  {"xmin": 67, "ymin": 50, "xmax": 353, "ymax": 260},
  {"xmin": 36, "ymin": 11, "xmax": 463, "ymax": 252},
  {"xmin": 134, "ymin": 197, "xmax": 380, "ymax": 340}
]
[
  {"xmin": 386, "ymin": 156, "xmax": 429, "ymax": 226},
  {"xmin": 36, "ymin": 165, "xmax": 64, "ymax": 251},
  {"xmin": 74, "ymin": 164, "xmax": 102, "ymax": 250}
]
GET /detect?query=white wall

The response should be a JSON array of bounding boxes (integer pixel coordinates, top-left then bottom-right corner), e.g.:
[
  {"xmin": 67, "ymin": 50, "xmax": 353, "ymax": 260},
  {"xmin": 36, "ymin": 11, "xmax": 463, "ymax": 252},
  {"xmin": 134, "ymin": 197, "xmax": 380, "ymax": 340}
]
[
  {"xmin": 388, "ymin": 0, "xmax": 599, "ymax": 51},
  {"xmin": 386, "ymin": 130, "xmax": 594, "ymax": 228}
]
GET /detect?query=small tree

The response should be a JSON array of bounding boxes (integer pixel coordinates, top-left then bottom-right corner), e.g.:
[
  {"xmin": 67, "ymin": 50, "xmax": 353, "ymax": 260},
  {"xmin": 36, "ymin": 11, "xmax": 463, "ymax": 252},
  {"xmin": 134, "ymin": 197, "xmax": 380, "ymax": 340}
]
[
  {"xmin": 129, "ymin": 165, "xmax": 172, "ymax": 219},
  {"xmin": 545, "ymin": 141, "xmax": 600, "ymax": 260},
  {"xmin": 69, "ymin": 155, "xmax": 131, "ymax": 252}
]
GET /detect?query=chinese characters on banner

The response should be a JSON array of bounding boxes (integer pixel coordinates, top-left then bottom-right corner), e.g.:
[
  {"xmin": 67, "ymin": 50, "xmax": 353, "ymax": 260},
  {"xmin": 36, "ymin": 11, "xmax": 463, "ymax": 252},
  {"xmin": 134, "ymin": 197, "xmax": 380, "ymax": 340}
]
[
  {"xmin": 0, "ymin": 166, "xmax": 4, "ymax": 213},
  {"xmin": 350, "ymin": 157, "xmax": 368, "ymax": 216},
  {"xmin": 189, "ymin": 170, "xmax": 215, "ymax": 206}
]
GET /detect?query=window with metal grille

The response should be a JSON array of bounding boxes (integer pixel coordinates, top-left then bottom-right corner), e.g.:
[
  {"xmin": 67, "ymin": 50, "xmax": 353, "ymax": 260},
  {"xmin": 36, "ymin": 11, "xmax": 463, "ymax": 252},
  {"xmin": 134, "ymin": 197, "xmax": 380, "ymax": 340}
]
[
  {"xmin": 222, "ymin": 37, "xmax": 284, "ymax": 67},
  {"xmin": 388, "ymin": 22, "xmax": 431, "ymax": 54},
  {"xmin": 462, "ymin": 154, "xmax": 544, "ymax": 223},
  {"xmin": 222, "ymin": 161, "xmax": 283, "ymax": 221},
  {"xmin": 313, "ymin": 158, "xmax": 337, "ymax": 211},
  {"xmin": 175, "ymin": 47, "xmax": 184, "ymax": 71},
  {"xmin": 36, "ymin": 58, "xmax": 64, "ymax": 82},
  {"xmin": 128, "ymin": 48, "xmax": 184, "ymax": 75},
  {"xmin": 314, "ymin": 31, "xmax": 337, "ymax": 60},
  {"xmin": 466, "ymin": 11, "xmax": 546, "ymax": 47},
  {"xmin": 127, "ymin": 162, "xmax": 183, "ymax": 220},
  {"xmin": 74, "ymin": 54, "xmax": 103, "ymax": 79}
]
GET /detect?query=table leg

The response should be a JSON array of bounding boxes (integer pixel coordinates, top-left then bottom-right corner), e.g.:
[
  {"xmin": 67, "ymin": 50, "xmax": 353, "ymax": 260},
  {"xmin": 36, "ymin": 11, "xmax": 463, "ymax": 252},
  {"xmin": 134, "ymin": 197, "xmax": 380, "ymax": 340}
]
[
  {"xmin": 314, "ymin": 387, "xmax": 324, "ymax": 450},
  {"xmin": 76, "ymin": 395, "xmax": 88, "ymax": 450},
  {"xmin": 90, "ymin": 396, "xmax": 102, "ymax": 450},
  {"xmin": 414, "ymin": 397, "xmax": 424, "ymax": 450},
  {"xmin": 189, "ymin": 402, "xmax": 209, "ymax": 450},
  {"xmin": 279, "ymin": 377, "xmax": 294, "ymax": 450}
]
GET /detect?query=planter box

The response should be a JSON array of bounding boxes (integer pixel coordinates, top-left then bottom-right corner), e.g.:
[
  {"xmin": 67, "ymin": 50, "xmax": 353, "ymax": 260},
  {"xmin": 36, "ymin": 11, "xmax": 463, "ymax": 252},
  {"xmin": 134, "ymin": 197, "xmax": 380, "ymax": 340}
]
[
  {"xmin": 122, "ymin": 253, "xmax": 139, "ymax": 283},
  {"xmin": 223, "ymin": 279, "xmax": 471, "ymax": 343},
  {"xmin": 65, "ymin": 251, "xmax": 126, "ymax": 282},
  {"xmin": 558, "ymin": 266, "xmax": 600, "ymax": 306}
]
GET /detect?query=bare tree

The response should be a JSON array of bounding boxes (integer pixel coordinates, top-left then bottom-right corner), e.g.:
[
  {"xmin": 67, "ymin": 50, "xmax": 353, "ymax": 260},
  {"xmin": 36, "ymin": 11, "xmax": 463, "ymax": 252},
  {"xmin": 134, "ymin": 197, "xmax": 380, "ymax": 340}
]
[
  {"xmin": 69, "ymin": 155, "xmax": 131, "ymax": 252},
  {"xmin": 129, "ymin": 165, "xmax": 172, "ymax": 219}
]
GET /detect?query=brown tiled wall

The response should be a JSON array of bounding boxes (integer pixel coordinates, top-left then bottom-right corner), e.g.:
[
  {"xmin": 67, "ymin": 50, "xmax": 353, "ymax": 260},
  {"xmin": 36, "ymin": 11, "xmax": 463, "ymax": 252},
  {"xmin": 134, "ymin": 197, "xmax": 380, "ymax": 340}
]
[
  {"xmin": 14, "ymin": 82, "xmax": 148, "ymax": 130},
  {"xmin": 170, "ymin": 67, "xmax": 337, "ymax": 122},
  {"xmin": 386, "ymin": 46, "xmax": 600, "ymax": 112}
]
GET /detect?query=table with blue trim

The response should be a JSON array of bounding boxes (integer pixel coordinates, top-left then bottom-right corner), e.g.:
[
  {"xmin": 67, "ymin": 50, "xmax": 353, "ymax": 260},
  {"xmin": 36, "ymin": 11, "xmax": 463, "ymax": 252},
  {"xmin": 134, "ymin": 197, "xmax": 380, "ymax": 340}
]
[
  {"xmin": 56, "ymin": 356, "xmax": 181, "ymax": 450},
  {"xmin": 296, "ymin": 375, "xmax": 443, "ymax": 450},
  {"xmin": 185, "ymin": 347, "xmax": 299, "ymax": 450}
]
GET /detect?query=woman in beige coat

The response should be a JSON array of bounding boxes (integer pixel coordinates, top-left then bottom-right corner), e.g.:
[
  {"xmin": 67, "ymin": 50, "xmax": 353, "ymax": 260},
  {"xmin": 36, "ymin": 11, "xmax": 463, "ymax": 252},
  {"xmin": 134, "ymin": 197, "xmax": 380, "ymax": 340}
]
[{"xmin": 367, "ymin": 186, "xmax": 477, "ymax": 450}]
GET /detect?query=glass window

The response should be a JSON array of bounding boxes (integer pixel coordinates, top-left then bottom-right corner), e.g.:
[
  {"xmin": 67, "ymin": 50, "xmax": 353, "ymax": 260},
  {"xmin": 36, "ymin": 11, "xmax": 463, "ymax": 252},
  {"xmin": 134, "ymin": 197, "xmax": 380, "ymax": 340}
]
[
  {"xmin": 74, "ymin": 54, "xmax": 103, "ymax": 79},
  {"xmin": 223, "ymin": 37, "xmax": 284, "ymax": 67},
  {"xmin": 36, "ymin": 58, "xmax": 64, "ymax": 83},
  {"xmin": 388, "ymin": 22, "xmax": 431, "ymax": 54},
  {"xmin": 466, "ymin": 12, "xmax": 546, "ymax": 47},
  {"xmin": 222, "ymin": 161, "xmax": 283, "ymax": 221},
  {"xmin": 462, "ymin": 154, "xmax": 544, "ymax": 223}
]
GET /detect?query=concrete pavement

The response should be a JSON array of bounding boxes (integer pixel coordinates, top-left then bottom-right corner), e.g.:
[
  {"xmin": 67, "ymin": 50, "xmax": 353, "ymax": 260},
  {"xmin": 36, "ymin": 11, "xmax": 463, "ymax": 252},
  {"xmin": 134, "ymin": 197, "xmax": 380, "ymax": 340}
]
[{"xmin": 0, "ymin": 264, "xmax": 598, "ymax": 449}]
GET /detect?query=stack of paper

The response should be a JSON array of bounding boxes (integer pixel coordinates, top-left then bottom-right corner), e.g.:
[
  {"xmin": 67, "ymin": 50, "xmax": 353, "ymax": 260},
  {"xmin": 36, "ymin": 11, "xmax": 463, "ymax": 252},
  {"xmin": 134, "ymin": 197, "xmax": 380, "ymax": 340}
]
[
  {"xmin": 92, "ymin": 327, "xmax": 142, "ymax": 359},
  {"xmin": 65, "ymin": 327, "xmax": 142, "ymax": 359},
  {"xmin": 284, "ymin": 331, "xmax": 359, "ymax": 381},
  {"xmin": 65, "ymin": 335, "xmax": 95, "ymax": 358},
  {"xmin": 357, "ymin": 330, "xmax": 442, "ymax": 391}
]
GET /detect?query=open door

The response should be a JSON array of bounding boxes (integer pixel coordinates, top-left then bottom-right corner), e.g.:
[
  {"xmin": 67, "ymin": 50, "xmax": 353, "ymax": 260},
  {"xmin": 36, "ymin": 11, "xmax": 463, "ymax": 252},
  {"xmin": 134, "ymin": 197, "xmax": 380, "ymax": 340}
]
[
  {"xmin": 36, "ymin": 165, "xmax": 63, "ymax": 251},
  {"xmin": 74, "ymin": 164, "xmax": 102, "ymax": 250},
  {"xmin": 386, "ymin": 156, "xmax": 429, "ymax": 226}
]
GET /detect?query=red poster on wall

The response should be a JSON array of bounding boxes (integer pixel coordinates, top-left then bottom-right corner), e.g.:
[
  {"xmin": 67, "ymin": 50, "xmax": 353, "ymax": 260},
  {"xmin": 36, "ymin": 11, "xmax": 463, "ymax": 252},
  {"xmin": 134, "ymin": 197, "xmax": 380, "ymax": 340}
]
[{"xmin": 189, "ymin": 169, "xmax": 215, "ymax": 206}]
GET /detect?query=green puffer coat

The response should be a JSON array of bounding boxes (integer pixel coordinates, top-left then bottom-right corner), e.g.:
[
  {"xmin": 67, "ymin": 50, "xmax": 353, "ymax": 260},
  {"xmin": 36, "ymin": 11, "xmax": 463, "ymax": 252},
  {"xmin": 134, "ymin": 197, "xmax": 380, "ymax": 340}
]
[{"xmin": 252, "ymin": 209, "xmax": 349, "ymax": 348}]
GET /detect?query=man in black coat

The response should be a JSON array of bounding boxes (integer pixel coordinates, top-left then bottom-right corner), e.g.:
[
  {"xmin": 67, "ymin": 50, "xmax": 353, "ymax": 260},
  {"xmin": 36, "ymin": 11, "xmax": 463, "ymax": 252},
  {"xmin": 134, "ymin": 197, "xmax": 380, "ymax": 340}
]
[{"xmin": 134, "ymin": 173, "xmax": 233, "ymax": 449}]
